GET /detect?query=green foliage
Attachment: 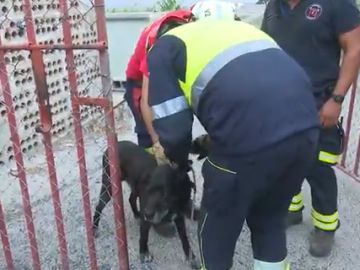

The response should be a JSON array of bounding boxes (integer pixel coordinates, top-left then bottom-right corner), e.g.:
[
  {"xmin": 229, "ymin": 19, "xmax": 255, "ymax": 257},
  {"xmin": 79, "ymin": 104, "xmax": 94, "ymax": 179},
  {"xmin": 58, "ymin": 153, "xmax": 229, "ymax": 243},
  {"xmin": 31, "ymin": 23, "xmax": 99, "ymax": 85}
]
[{"xmin": 156, "ymin": 0, "xmax": 180, "ymax": 11}]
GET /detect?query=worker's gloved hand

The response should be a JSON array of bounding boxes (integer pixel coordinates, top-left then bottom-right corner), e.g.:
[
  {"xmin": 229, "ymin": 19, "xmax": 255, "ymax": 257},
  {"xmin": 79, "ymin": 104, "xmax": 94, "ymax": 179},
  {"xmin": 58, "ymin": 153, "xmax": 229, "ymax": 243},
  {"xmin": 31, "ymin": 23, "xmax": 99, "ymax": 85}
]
[{"xmin": 152, "ymin": 141, "xmax": 171, "ymax": 165}]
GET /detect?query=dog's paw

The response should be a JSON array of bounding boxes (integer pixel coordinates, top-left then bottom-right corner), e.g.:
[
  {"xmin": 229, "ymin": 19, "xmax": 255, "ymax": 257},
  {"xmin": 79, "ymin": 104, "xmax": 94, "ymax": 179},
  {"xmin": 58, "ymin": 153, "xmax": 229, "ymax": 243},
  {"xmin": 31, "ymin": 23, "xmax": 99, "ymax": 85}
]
[
  {"xmin": 140, "ymin": 252, "xmax": 154, "ymax": 263},
  {"xmin": 92, "ymin": 226, "xmax": 99, "ymax": 238}
]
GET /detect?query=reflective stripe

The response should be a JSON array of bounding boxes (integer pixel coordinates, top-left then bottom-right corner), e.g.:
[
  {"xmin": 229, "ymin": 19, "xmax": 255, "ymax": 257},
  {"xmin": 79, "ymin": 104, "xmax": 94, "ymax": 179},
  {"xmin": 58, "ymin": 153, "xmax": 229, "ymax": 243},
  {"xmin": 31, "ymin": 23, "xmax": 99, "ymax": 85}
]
[
  {"xmin": 291, "ymin": 192, "xmax": 303, "ymax": 204},
  {"xmin": 199, "ymin": 213, "xmax": 208, "ymax": 270},
  {"xmin": 288, "ymin": 192, "xmax": 303, "ymax": 212},
  {"xmin": 288, "ymin": 203, "xmax": 304, "ymax": 212},
  {"xmin": 312, "ymin": 209, "xmax": 338, "ymax": 223},
  {"xmin": 312, "ymin": 218, "xmax": 339, "ymax": 231},
  {"xmin": 318, "ymin": 151, "xmax": 339, "ymax": 164},
  {"xmin": 207, "ymin": 158, "xmax": 237, "ymax": 175},
  {"xmin": 151, "ymin": 96, "xmax": 189, "ymax": 120},
  {"xmin": 312, "ymin": 209, "xmax": 338, "ymax": 231},
  {"xmin": 254, "ymin": 259, "xmax": 290, "ymax": 270},
  {"xmin": 191, "ymin": 39, "xmax": 279, "ymax": 113}
]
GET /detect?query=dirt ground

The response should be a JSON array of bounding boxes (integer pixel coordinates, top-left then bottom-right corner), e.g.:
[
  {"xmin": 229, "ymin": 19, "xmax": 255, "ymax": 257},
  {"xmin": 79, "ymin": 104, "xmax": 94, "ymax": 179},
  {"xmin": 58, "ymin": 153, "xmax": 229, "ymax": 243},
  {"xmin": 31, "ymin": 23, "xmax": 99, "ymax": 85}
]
[{"xmin": 1, "ymin": 107, "xmax": 360, "ymax": 270}]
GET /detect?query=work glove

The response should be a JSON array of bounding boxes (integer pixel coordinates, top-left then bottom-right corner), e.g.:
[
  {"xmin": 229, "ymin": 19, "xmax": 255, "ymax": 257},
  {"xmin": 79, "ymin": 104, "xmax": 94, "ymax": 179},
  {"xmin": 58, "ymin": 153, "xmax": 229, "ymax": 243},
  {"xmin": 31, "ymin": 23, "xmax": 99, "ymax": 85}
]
[{"xmin": 152, "ymin": 141, "xmax": 171, "ymax": 165}]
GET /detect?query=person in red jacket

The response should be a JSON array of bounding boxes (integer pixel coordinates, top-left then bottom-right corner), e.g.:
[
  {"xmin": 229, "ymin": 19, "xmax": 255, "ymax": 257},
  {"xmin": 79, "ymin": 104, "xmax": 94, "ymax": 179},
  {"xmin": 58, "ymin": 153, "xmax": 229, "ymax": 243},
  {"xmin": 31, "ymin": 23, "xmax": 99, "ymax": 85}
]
[
  {"xmin": 123, "ymin": 10, "xmax": 193, "ymax": 237},
  {"xmin": 124, "ymin": 10, "xmax": 193, "ymax": 152},
  {"xmin": 125, "ymin": 2, "xmax": 240, "ymax": 162}
]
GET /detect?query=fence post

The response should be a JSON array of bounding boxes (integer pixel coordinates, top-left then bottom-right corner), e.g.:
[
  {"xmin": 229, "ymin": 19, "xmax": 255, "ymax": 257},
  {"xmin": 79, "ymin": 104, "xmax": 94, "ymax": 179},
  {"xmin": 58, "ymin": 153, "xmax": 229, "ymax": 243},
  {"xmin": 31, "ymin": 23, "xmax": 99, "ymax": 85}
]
[
  {"xmin": 94, "ymin": 0, "xmax": 130, "ymax": 269},
  {"xmin": 0, "ymin": 33, "xmax": 41, "ymax": 270},
  {"xmin": 0, "ymin": 200, "xmax": 14, "ymax": 270},
  {"xmin": 58, "ymin": 0, "xmax": 99, "ymax": 269}
]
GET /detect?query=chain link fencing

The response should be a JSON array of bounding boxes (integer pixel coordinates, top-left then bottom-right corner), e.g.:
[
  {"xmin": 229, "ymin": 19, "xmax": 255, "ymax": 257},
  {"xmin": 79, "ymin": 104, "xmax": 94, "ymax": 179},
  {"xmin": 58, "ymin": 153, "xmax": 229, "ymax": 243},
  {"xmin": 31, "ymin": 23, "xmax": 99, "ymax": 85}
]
[{"xmin": 0, "ymin": 0, "xmax": 130, "ymax": 269}]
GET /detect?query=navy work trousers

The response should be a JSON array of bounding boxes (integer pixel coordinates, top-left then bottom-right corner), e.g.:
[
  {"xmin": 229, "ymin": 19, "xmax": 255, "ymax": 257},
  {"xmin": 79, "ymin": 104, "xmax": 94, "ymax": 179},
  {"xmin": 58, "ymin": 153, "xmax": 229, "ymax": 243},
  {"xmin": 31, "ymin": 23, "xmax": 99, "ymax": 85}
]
[{"xmin": 198, "ymin": 129, "xmax": 319, "ymax": 270}]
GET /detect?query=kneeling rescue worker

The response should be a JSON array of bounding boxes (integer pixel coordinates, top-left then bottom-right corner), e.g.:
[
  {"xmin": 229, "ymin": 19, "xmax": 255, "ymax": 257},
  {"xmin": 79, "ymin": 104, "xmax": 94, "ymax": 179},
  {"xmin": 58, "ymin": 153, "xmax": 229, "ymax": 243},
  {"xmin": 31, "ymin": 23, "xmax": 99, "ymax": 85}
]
[{"xmin": 146, "ymin": 20, "xmax": 320, "ymax": 270}]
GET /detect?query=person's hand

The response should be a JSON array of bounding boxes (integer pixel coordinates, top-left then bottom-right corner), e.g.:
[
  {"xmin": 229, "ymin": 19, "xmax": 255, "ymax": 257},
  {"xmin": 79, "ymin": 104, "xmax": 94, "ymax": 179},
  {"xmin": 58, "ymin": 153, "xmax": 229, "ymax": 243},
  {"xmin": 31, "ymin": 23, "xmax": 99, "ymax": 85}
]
[
  {"xmin": 152, "ymin": 141, "xmax": 170, "ymax": 165},
  {"xmin": 319, "ymin": 99, "xmax": 342, "ymax": 128}
]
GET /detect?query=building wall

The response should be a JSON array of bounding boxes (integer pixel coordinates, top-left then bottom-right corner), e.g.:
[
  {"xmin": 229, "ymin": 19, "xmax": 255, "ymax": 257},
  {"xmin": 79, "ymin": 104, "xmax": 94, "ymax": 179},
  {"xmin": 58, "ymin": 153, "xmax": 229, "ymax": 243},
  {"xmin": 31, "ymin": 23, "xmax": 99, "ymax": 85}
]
[{"xmin": 0, "ymin": 0, "xmax": 102, "ymax": 167}]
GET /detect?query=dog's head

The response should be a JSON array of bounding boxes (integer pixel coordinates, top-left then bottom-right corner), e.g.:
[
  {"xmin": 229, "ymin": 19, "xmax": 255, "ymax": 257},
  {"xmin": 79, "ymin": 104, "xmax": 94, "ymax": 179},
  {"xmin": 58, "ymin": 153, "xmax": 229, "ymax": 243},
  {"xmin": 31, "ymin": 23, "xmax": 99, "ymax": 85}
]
[
  {"xmin": 142, "ymin": 164, "xmax": 194, "ymax": 224},
  {"xmin": 190, "ymin": 134, "xmax": 210, "ymax": 160}
]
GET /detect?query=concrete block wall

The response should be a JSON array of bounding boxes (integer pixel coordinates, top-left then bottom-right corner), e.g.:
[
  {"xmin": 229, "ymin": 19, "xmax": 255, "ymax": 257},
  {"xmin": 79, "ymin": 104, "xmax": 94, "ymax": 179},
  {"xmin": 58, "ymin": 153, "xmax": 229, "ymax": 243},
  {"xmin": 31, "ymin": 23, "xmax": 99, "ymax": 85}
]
[{"xmin": 0, "ymin": 0, "xmax": 102, "ymax": 167}]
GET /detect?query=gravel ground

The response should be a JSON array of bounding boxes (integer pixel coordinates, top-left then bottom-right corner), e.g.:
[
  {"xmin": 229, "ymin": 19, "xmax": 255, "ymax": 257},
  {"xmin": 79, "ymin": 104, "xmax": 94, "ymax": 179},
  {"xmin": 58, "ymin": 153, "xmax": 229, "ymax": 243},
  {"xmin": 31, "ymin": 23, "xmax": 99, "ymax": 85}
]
[{"xmin": 1, "ymin": 105, "xmax": 360, "ymax": 270}]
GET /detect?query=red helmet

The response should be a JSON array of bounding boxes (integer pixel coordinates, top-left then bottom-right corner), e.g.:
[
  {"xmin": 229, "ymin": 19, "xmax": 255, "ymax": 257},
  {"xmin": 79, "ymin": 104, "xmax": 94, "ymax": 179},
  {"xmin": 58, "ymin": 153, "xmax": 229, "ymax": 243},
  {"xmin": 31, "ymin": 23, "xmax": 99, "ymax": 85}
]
[{"xmin": 146, "ymin": 9, "xmax": 193, "ymax": 52}]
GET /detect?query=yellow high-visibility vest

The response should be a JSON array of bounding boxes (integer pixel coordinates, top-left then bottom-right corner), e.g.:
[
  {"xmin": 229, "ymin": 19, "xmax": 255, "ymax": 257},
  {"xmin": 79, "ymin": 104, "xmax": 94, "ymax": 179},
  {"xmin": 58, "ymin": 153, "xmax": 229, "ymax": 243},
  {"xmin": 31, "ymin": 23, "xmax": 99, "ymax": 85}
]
[{"xmin": 163, "ymin": 20, "xmax": 278, "ymax": 113}]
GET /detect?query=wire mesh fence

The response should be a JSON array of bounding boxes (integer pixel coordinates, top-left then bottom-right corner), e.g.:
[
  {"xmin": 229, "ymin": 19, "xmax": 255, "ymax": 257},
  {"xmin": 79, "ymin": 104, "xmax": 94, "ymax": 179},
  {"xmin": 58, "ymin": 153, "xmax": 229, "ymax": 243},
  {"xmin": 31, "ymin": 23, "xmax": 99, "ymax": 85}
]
[
  {"xmin": 339, "ymin": 76, "xmax": 360, "ymax": 181},
  {"xmin": 0, "ymin": 0, "xmax": 129, "ymax": 269},
  {"xmin": 0, "ymin": 2, "xmax": 360, "ymax": 270}
]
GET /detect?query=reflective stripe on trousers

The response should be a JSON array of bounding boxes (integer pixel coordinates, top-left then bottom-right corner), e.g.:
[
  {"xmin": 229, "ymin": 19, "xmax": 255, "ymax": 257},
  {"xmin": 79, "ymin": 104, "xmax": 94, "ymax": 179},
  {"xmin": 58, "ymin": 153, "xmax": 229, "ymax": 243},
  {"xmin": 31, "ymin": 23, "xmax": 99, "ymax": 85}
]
[
  {"xmin": 312, "ymin": 208, "xmax": 339, "ymax": 231},
  {"xmin": 288, "ymin": 192, "xmax": 303, "ymax": 212},
  {"xmin": 318, "ymin": 151, "xmax": 339, "ymax": 165}
]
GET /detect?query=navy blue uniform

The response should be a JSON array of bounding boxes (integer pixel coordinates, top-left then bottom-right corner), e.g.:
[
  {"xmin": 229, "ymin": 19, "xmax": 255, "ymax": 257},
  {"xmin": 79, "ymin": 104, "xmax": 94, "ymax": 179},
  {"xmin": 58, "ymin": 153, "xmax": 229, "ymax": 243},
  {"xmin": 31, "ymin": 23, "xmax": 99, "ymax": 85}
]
[
  {"xmin": 147, "ymin": 32, "xmax": 319, "ymax": 269},
  {"xmin": 147, "ymin": 35, "xmax": 319, "ymax": 165},
  {"xmin": 262, "ymin": 0, "xmax": 360, "ymax": 107},
  {"xmin": 262, "ymin": 0, "xmax": 360, "ymax": 232}
]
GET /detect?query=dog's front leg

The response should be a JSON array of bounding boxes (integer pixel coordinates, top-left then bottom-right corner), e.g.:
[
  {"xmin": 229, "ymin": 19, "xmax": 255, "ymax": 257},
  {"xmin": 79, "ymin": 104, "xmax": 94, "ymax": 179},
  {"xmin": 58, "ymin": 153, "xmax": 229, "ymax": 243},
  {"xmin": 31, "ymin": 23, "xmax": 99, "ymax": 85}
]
[
  {"xmin": 129, "ymin": 192, "xmax": 140, "ymax": 219},
  {"xmin": 174, "ymin": 216, "xmax": 200, "ymax": 269},
  {"xmin": 139, "ymin": 218, "xmax": 153, "ymax": 263}
]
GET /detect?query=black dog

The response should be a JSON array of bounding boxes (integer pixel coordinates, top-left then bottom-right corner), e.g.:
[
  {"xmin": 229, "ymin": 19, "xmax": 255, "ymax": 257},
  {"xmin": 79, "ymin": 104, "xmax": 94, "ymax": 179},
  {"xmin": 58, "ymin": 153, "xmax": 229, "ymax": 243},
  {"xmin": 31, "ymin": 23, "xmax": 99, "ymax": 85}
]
[{"xmin": 92, "ymin": 141, "xmax": 198, "ymax": 267}]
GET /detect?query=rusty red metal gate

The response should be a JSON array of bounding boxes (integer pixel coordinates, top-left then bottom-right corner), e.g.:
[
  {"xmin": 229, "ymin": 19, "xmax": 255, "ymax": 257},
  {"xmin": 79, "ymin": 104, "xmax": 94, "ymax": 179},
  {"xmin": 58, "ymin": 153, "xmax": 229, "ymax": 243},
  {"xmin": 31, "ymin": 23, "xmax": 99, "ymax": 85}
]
[
  {"xmin": 338, "ymin": 76, "xmax": 360, "ymax": 182},
  {"xmin": 0, "ymin": 0, "xmax": 129, "ymax": 269}
]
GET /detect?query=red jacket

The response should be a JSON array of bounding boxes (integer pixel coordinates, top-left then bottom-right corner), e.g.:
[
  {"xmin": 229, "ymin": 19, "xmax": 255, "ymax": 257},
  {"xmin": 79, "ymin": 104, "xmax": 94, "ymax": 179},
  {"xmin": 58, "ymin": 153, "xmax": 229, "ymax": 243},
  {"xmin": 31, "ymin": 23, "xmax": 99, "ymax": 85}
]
[{"xmin": 125, "ymin": 10, "xmax": 192, "ymax": 81}]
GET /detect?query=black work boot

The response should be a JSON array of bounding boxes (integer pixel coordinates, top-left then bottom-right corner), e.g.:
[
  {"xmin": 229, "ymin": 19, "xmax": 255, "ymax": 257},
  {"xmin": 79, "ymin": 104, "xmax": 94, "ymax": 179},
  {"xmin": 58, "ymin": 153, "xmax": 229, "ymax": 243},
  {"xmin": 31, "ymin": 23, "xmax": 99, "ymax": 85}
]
[
  {"xmin": 309, "ymin": 228, "xmax": 335, "ymax": 257},
  {"xmin": 286, "ymin": 210, "xmax": 303, "ymax": 228}
]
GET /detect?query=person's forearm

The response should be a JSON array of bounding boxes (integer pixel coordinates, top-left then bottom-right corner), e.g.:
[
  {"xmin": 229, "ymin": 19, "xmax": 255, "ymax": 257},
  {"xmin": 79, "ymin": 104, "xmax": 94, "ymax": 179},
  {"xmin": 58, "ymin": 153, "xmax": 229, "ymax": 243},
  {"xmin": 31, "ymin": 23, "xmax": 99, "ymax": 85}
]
[
  {"xmin": 140, "ymin": 76, "xmax": 159, "ymax": 144},
  {"xmin": 334, "ymin": 49, "xmax": 360, "ymax": 96}
]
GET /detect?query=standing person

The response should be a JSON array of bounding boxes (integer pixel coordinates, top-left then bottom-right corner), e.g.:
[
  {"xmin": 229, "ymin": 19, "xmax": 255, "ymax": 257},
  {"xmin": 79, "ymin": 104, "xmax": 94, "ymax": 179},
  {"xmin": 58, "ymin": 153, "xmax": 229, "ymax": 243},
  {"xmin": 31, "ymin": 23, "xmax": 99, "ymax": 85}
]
[
  {"xmin": 124, "ymin": 10, "xmax": 193, "ymax": 153},
  {"xmin": 261, "ymin": 0, "xmax": 360, "ymax": 257},
  {"xmin": 147, "ymin": 20, "xmax": 320, "ymax": 270}
]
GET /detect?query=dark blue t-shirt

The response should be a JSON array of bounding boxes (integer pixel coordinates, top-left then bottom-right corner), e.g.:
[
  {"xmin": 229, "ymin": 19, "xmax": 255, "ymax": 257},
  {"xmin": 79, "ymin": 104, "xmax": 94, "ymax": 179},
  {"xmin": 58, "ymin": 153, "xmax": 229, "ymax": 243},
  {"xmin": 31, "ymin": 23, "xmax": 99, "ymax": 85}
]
[{"xmin": 262, "ymin": 0, "xmax": 360, "ymax": 104}]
